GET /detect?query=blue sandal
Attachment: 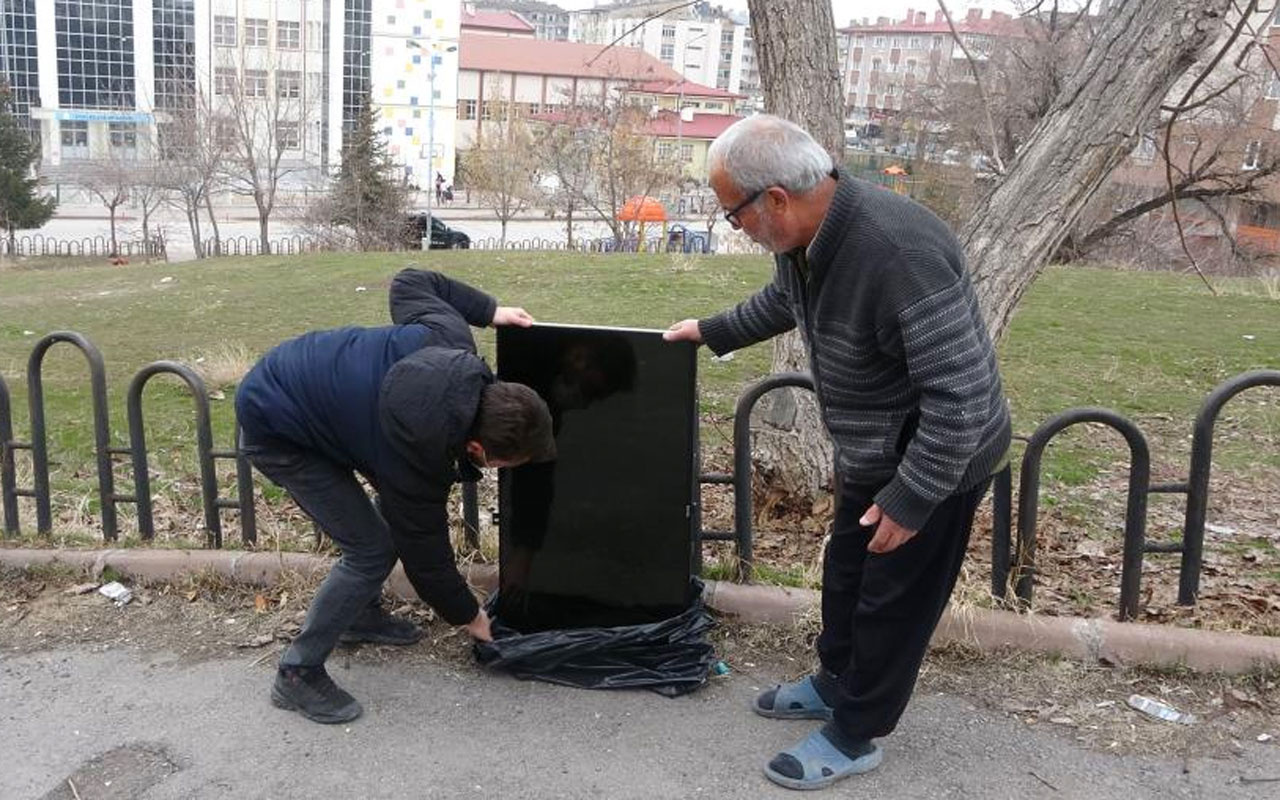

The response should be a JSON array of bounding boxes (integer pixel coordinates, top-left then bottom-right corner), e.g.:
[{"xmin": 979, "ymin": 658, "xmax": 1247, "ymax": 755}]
[
  {"xmin": 753, "ymin": 675, "xmax": 835, "ymax": 720},
  {"xmin": 763, "ymin": 730, "xmax": 882, "ymax": 790}
]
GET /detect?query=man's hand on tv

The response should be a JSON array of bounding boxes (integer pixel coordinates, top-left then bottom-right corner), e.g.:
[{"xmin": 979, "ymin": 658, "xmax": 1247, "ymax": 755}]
[
  {"xmin": 493, "ymin": 306, "xmax": 535, "ymax": 327},
  {"xmin": 662, "ymin": 319, "xmax": 702, "ymax": 344}
]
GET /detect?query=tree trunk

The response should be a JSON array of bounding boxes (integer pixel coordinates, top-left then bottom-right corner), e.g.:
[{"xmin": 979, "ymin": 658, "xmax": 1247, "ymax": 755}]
[
  {"xmin": 745, "ymin": 0, "xmax": 845, "ymax": 503},
  {"xmin": 963, "ymin": 1, "xmax": 1231, "ymax": 342},
  {"xmin": 204, "ymin": 193, "xmax": 222, "ymax": 256},
  {"xmin": 257, "ymin": 194, "xmax": 271, "ymax": 255},
  {"xmin": 186, "ymin": 203, "xmax": 204, "ymax": 259}
]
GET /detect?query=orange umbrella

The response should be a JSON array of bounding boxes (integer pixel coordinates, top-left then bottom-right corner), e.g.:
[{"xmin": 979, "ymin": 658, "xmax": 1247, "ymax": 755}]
[
  {"xmin": 617, "ymin": 196, "xmax": 668, "ymax": 253},
  {"xmin": 617, "ymin": 196, "xmax": 667, "ymax": 222}
]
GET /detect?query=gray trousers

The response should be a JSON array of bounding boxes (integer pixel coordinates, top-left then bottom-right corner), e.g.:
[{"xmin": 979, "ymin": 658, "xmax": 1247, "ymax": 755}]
[{"xmin": 241, "ymin": 431, "xmax": 396, "ymax": 668}]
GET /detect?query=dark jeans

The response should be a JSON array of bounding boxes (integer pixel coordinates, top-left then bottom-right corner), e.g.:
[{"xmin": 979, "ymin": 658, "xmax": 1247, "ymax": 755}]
[
  {"xmin": 241, "ymin": 430, "xmax": 396, "ymax": 668},
  {"xmin": 817, "ymin": 476, "xmax": 991, "ymax": 741}
]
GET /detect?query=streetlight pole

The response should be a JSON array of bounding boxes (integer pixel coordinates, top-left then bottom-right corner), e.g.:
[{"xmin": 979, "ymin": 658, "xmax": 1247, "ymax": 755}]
[{"xmin": 407, "ymin": 38, "xmax": 457, "ymax": 234}]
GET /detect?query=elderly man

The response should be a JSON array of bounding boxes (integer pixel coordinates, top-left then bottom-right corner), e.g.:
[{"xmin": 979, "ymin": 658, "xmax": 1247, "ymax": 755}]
[{"xmin": 665, "ymin": 115, "xmax": 1010, "ymax": 790}]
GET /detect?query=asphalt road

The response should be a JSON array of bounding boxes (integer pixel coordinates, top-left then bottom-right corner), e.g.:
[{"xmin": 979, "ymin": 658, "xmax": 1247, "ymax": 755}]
[{"xmin": 3, "ymin": 645, "xmax": 1277, "ymax": 799}]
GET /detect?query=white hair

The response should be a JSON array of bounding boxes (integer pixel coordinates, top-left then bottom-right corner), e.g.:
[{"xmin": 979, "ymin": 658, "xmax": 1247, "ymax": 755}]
[{"xmin": 707, "ymin": 114, "xmax": 834, "ymax": 196}]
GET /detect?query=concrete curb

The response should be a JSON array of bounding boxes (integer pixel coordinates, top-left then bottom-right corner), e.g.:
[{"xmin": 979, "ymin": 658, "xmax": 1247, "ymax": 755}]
[{"xmin": 3, "ymin": 547, "xmax": 1277, "ymax": 674}]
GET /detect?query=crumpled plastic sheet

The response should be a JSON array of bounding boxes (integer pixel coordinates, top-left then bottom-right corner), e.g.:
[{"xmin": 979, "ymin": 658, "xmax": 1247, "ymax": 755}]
[{"xmin": 474, "ymin": 583, "xmax": 716, "ymax": 697}]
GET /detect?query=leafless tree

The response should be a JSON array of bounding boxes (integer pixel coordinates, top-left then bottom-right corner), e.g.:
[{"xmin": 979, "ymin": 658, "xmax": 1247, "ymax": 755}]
[
  {"xmin": 463, "ymin": 99, "xmax": 539, "ymax": 246},
  {"xmin": 155, "ymin": 89, "xmax": 228, "ymax": 259},
  {"xmin": 79, "ymin": 158, "xmax": 132, "ymax": 257},
  {"xmin": 215, "ymin": 54, "xmax": 316, "ymax": 254}
]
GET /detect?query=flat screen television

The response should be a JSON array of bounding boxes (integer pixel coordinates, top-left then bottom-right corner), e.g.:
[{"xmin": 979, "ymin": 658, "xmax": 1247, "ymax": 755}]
[{"xmin": 495, "ymin": 324, "xmax": 699, "ymax": 632}]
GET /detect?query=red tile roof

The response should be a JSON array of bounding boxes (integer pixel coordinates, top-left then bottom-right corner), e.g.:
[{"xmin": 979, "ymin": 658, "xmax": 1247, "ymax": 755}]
[
  {"xmin": 461, "ymin": 9, "xmax": 535, "ymax": 34},
  {"xmin": 631, "ymin": 78, "xmax": 742, "ymax": 100},
  {"xmin": 460, "ymin": 33, "xmax": 682, "ymax": 81},
  {"xmin": 643, "ymin": 110, "xmax": 742, "ymax": 140}
]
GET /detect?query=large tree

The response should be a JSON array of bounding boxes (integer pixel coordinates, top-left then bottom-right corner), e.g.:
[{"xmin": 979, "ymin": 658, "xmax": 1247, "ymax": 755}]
[
  {"xmin": 0, "ymin": 88, "xmax": 55, "ymax": 246},
  {"xmin": 743, "ymin": 0, "xmax": 845, "ymax": 503},
  {"xmin": 324, "ymin": 100, "xmax": 413, "ymax": 250},
  {"xmin": 745, "ymin": 0, "xmax": 1237, "ymax": 504}
]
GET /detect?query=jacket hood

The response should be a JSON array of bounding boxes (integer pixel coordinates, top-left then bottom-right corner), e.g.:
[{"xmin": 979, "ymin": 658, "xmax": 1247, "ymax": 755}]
[{"xmin": 378, "ymin": 346, "xmax": 493, "ymax": 481}]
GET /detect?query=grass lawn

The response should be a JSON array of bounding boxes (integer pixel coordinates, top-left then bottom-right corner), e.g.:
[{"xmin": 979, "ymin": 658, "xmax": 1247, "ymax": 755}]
[{"xmin": 0, "ymin": 252, "xmax": 1277, "ymax": 629}]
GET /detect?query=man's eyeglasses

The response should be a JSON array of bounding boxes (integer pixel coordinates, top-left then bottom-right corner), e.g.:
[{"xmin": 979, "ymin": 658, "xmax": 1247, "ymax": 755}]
[{"xmin": 723, "ymin": 186, "xmax": 770, "ymax": 229}]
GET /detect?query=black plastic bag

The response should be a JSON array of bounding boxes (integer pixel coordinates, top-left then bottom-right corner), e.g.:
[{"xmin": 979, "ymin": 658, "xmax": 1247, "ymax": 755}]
[{"xmin": 473, "ymin": 582, "xmax": 716, "ymax": 697}]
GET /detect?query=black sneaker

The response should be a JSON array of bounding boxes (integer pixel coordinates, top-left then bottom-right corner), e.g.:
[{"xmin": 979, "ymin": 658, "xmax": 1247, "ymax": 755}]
[
  {"xmin": 339, "ymin": 606, "xmax": 424, "ymax": 646},
  {"xmin": 271, "ymin": 665, "xmax": 363, "ymax": 724}
]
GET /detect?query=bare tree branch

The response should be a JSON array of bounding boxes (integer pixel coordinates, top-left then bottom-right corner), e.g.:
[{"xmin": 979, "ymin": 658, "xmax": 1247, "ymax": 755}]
[
  {"xmin": 586, "ymin": 1, "xmax": 700, "ymax": 66},
  {"xmin": 938, "ymin": 0, "xmax": 1007, "ymax": 173},
  {"xmin": 1161, "ymin": 0, "xmax": 1260, "ymax": 293}
]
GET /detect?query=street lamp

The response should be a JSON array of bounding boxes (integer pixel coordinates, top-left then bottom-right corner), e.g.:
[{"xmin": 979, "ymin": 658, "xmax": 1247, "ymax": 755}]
[{"xmin": 407, "ymin": 38, "xmax": 458, "ymax": 233}]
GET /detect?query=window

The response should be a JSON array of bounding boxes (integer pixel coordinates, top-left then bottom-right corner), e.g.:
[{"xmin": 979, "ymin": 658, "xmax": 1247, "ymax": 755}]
[
  {"xmin": 215, "ymin": 120, "xmax": 236, "ymax": 147},
  {"xmin": 873, "ymin": 36, "xmax": 884, "ymax": 48},
  {"xmin": 932, "ymin": 35, "xmax": 943, "ymax": 50},
  {"xmin": 109, "ymin": 121, "xmax": 137, "ymax": 151},
  {"xmin": 657, "ymin": 141, "xmax": 674, "ymax": 158},
  {"xmin": 213, "ymin": 14, "xmax": 236, "ymax": 46},
  {"xmin": 1243, "ymin": 140, "xmax": 1263, "ymax": 170},
  {"xmin": 906, "ymin": 59, "xmax": 917, "ymax": 75},
  {"xmin": 1268, "ymin": 73, "xmax": 1280, "ymax": 100},
  {"xmin": 60, "ymin": 120, "xmax": 88, "ymax": 149},
  {"xmin": 278, "ymin": 121, "xmax": 300, "ymax": 149},
  {"xmin": 277, "ymin": 70, "xmax": 301, "ymax": 98},
  {"xmin": 214, "ymin": 67, "xmax": 237, "ymax": 95},
  {"xmin": 871, "ymin": 58, "xmax": 882, "ymax": 72},
  {"xmin": 662, "ymin": 24, "xmax": 675, "ymax": 38},
  {"xmin": 244, "ymin": 69, "xmax": 268, "ymax": 97},
  {"xmin": 680, "ymin": 143, "xmax": 692, "ymax": 160},
  {"xmin": 154, "ymin": 0, "xmax": 197, "ymax": 111},
  {"xmin": 244, "ymin": 18, "xmax": 268, "ymax": 47},
  {"xmin": 459, "ymin": 99, "xmax": 476, "ymax": 119},
  {"xmin": 278, "ymin": 20, "xmax": 301, "ymax": 50},
  {"xmin": 481, "ymin": 101, "xmax": 495, "ymax": 121},
  {"xmin": 661, "ymin": 43, "xmax": 675, "ymax": 61},
  {"xmin": 55, "ymin": 0, "xmax": 137, "ymax": 109},
  {"xmin": 908, "ymin": 37, "xmax": 920, "ymax": 49}
]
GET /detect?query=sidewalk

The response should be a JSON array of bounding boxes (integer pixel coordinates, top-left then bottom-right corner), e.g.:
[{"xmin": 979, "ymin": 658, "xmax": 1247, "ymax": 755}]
[{"xmin": 2, "ymin": 547, "xmax": 1277, "ymax": 674}]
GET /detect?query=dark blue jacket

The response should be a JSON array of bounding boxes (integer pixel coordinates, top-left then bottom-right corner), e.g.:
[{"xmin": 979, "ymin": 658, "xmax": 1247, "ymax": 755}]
[{"xmin": 235, "ymin": 270, "xmax": 498, "ymax": 624}]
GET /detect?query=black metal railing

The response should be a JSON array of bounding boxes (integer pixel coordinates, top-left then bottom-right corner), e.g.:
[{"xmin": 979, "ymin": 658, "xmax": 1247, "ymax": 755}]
[
  {"xmin": 1, "ymin": 328, "xmax": 1275, "ymax": 615},
  {"xmin": 1, "ymin": 331, "xmax": 255, "ymax": 544},
  {"xmin": 0, "ymin": 233, "xmax": 166, "ymax": 259}
]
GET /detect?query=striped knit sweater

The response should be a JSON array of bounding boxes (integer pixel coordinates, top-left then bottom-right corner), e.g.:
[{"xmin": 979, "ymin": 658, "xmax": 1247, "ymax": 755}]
[{"xmin": 699, "ymin": 171, "xmax": 1011, "ymax": 531}]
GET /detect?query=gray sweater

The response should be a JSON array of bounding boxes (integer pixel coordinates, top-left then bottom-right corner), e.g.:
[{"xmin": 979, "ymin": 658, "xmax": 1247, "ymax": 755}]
[{"xmin": 700, "ymin": 171, "xmax": 1011, "ymax": 531}]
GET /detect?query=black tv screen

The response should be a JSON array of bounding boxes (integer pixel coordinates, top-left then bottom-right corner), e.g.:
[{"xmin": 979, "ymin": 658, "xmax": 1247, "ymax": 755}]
[{"xmin": 495, "ymin": 324, "xmax": 698, "ymax": 632}]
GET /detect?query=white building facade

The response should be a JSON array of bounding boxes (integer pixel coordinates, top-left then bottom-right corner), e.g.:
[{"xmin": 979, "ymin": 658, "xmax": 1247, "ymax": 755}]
[
  {"xmin": 571, "ymin": 4, "xmax": 759, "ymax": 109},
  {"xmin": 0, "ymin": 0, "xmax": 459, "ymax": 188}
]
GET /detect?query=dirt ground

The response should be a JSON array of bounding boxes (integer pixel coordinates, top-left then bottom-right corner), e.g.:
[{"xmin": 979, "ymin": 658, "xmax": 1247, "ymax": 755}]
[{"xmin": 2, "ymin": 564, "xmax": 1277, "ymax": 765}]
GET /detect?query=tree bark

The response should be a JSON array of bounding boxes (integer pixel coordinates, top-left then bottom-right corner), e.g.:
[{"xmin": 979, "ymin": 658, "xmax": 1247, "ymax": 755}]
[
  {"xmin": 745, "ymin": 0, "xmax": 844, "ymax": 502},
  {"xmin": 963, "ymin": 1, "xmax": 1232, "ymax": 342}
]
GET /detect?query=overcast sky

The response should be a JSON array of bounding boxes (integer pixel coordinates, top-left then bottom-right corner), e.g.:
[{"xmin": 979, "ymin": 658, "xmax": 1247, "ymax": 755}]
[{"xmin": 554, "ymin": 1, "xmax": 1030, "ymax": 26}]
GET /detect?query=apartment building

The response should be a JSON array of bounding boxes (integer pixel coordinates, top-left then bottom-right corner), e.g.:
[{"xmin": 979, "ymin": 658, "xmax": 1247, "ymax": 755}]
[
  {"xmin": 838, "ymin": 7, "xmax": 1020, "ymax": 122},
  {"xmin": 572, "ymin": 1, "xmax": 760, "ymax": 111}
]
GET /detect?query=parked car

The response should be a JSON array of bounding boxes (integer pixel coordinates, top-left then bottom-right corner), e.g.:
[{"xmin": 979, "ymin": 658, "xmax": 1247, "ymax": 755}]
[{"xmin": 405, "ymin": 213, "xmax": 471, "ymax": 249}]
